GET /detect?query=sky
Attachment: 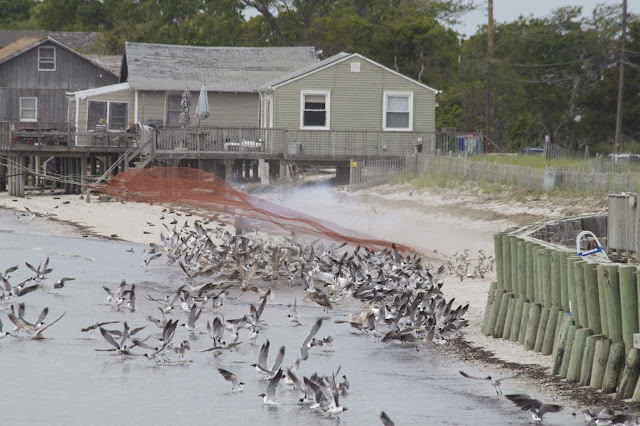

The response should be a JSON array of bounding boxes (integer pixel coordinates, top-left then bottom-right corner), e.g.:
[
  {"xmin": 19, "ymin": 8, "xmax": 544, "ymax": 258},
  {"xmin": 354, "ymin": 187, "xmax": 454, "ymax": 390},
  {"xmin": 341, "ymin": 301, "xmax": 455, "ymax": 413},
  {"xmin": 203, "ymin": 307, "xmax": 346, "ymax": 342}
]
[{"xmin": 456, "ymin": 0, "xmax": 640, "ymax": 37}]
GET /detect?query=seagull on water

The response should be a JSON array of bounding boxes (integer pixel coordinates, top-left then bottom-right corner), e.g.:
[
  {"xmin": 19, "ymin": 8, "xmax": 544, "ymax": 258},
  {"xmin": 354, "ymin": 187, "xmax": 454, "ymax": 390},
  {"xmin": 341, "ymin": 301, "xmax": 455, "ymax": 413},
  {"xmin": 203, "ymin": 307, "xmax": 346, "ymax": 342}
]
[
  {"xmin": 258, "ymin": 369, "xmax": 284, "ymax": 405},
  {"xmin": 218, "ymin": 368, "xmax": 244, "ymax": 392},
  {"xmin": 180, "ymin": 304, "xmax": 203, "ymax": 333},
  {"xmin": 251, "ymin": 339, "xmax": 285, "ymax": 380},
  {"xmin": 297, "ymin": 318, "xmax": 323, "ymax": 363},
  {"xmin": 0, "ymin": 317, "xmax": 10, "ymax": 339},
  {"xmin": 380, "ymin": 411, "xmax": 395, "ymax": 426}
]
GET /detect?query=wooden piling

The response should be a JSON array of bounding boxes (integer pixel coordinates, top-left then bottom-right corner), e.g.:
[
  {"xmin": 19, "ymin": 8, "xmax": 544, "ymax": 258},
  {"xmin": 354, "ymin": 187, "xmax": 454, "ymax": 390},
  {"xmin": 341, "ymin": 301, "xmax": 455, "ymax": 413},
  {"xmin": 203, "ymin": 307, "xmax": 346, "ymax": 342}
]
[
  {"xmin": 567, "ymin": 256, "xmax": 578, "ymax": 324},
  {"xmin": 573, "ymin": 259, "xmax": 588, "ymax": 328},
  {"xmin": 481, "ymin": 282, "xmax": 497, "ymax": 334},
  {"xmin": 502, "ymin": 235, "xmax": 512, "ymax": 292},
  {"xmin": 532, "ymin": 246, "xmax": 540, "ymax": 303},
  {"xmin": 502, "ymin": 298, "xmax": 516, "ymax": 339},
  {"xmin": 619, "ymin": 265, "xmax": 638, "ymax": 354},
  {"xmin": 553, "ymin": 310, "xmax": 564, "ymax": 352},
  {"xmin": 560, "ymin": 252, "xmax": 569, "ymax": 312},
  {"xmin": 542, "ymin": 309, "xmax": 560, "ymax": 355},
  {"xmin": 509, "ymin": 298, "xmax": 525, "ymax": 342},
  {"xmin": 552, "ymin": 315, "xmax": 573, "ymax": 375},
  {"xmin": 597, "ymin": 264, "xmax": 610, "ymax": 338},
  {"xmin": 568, "ymin": 328, "xmax": 593, "ymax": 382},
  {"xmin": 518, "ymin": 302, "xmax": 530, "ymax": 345},
  {"xmin": 485, "ymin": 288, "xmax": 505, "ymax": 336},
  {"xmin": 591, "ymin": 338, "xmax": 611, "ymax": 389},
  {"xmin": 517, "ymin": 241, "xmax": 526, "ymax": 298},
  {"xmin": 525, "ymin": 243, "xmax": 534, "ymax": 301},
  {"xmin": 494, "ymin": 293, "xmax": 514, "ymax": 338},
  {"xmin": 603, "ymin": 264, "xmax": 623, "ymax": 345},
  {"xmin": 510, "ymin": 237, "xmax": 518, "ymax": 295},
  {"xmin": 580, "ymin": 334, "xmax": 605, "ymax": 386},
  {"xmin": 559, "ymin": 325, "xmax": 578, "ymax": 378},
  {"xmin": 541, "ymin": 249, "xmax": 552, "ymax": 308},
  {"xmin": 525, "ymin": 303, "xmax": 542, "ymax": 351},
  {"xmin": 494, "ymin": 234, "xmax": 504, "ymax": 289},
  {"xmin": 602, "ymin": 342, "xmax": 625, "ymax": 394},
  {"xmin": 534, "ymin": 307, "xmax": 550, "ymax": 353},
  {"xmin": 617, "ymin": 348, "xmax": 640, "ymax": 399},
  {"xmin": 583, "ymin": 263, "xmax": 602, "ymax": 335},
  {"xmin": 551, "ymin": 251, "xmax": 561, "ymax": 310}
]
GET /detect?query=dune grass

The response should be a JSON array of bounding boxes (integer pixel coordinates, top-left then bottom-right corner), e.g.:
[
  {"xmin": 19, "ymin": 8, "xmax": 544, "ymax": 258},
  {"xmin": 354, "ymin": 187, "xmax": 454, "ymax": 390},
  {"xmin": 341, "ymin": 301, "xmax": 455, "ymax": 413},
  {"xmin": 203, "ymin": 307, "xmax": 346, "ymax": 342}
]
[{"xmin": 470, "ymin": 154, "xmax": 587, "ymax": 170}]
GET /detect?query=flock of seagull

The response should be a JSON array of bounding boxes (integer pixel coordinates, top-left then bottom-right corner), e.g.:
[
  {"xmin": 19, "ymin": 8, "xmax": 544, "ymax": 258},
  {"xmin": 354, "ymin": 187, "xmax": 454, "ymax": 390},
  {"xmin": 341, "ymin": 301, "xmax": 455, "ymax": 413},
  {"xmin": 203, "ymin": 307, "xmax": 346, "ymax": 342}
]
[{"xmin": 3, "ymin": 208, "xmax": 639, "ymax": 424}]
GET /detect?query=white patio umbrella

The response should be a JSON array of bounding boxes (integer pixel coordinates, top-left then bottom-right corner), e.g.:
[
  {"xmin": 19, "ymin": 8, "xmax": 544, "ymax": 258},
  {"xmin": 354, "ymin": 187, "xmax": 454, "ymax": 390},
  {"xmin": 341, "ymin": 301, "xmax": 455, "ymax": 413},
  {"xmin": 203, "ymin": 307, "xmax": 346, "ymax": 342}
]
[{"xmin": 195, "ymin": 85, "xmax": 210, "ymax": 126}]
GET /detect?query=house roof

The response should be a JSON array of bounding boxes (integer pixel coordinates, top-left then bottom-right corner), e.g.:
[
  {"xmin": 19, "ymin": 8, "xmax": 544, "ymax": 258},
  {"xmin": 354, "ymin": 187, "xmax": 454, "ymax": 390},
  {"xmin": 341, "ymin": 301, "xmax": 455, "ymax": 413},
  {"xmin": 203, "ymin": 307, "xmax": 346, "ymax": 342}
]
[
  {"xmin": 264, "ymin": 52, "xmax": 439, "ymax": 93},
  {"xmin": 123, "ymin": 42, "xmax": 319, "ymax": 93},
  {"xmin": 86, "ymin": 55, "xmax": 122, "ymax": 75},
  {"xmin": 0, "ymin": 37, "xmax": 118, "ymax": 78},
  {"xmin": 0, "ymin": 30, "xmax": 99, "ymax": 52}
]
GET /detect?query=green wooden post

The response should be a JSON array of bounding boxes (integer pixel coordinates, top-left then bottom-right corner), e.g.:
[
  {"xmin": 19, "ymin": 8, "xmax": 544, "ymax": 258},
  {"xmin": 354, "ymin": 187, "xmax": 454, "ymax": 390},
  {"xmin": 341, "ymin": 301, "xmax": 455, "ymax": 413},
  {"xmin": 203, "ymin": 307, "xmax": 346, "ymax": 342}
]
[
  {"xmin": 567, "ymin": 256, "xmax": 578, "ymax": 325},
  {"xmin": 551, "ymin": 251, "xmax": 561, "ymax": 310},
  {"xmin": 542, "ymin": 309, "xmax": 560, "ymax": 356},
  {"xmin": 553, "ymin": 310, "xmax": 564, "ymax": 351},
  {"xmin": 591, "ymin": 338, "xmax": 611, "ymax": 389},
  {"xmin": 517, "ymin": 241, "xmax": 526, "ymax": 298},
  {"xmin": 485, "ymin": 289, "xmax": 505, "ymax": 336},
  {"xmin": 567, "ymin": 328, "xmax": 593, "ymax": 382},
  {"xmin": 602, "ymin": 342, "xmax": 626, "ymax": 394},
  {"xmin": 534, "ymin": 307, "xmax": 550, "ymax": 353},
  {"xmin": 617, "ymin": 348, "xmax": 640, "ymax": 399},
  {"xmin": 583, "ymin": 263, "xmax": 602, "ymax": 335},
  {"xmin": 525, "ymin": 303, "xmax": 542, "ymax": 351},
  {"xmin": 542, "ymin": 249, "xmax": 552, "ymax": 308},
  {"xmin": 560, "ymin": 252, "xmax": 569, "ymax": 312},
  {"xmin": 597, "ymin": 264, "xmax": 610, "ymax": 338},
  {"xmin": 502, "ymin": 298, "xmax": 516, "ymax": 339},
  {"xmin": 481, "ymin": 282, "xmax": 497, "ymax": 334},
  {"xmin": 518, "ymin": 302, "xmax": 530, "ymax": 345},
  {"xmin": 603, "ymin": 264, "xmax": 623, "ymax": 345},
  {"xmin": 494, "ymin": 292, "xmax": 514, "ymax": 338},
  {"xmin": 552, "ymin": 315, "xmax": 573, "ymax": 376},
  {"xmin": 580, "ymin": 334, "xmax": 605, "ymax": 386},
  {"xmin": 559, "ymin": 325, "xmax": 578, "ymax": 378},
  {"xmin": 509, "ymin": 298, "xmax": 525, "ymax": 342},
  {"xmin": 510, "ymin": 237, "xmax": 518, "ymax": 295},
  {"xmin": 619, "ymin": 265, "xmax": 639, "ymax": 354},
  {"xmin": 502, "ymin": 235, "xmax": 512, "ymax": 292},
  {"xmin": 574, "ymin": 259, "xmax": 588, "ymax": 329},
  {"xmin": 525, "ymin": 243, "xmax": 534, "ymax": 301},
  {"xmin": 532, "ymin": 246, "xmax": 540, "ymax": 303},
  {"xmin": 494, "ymin": 233, "xmax": 504, "ymax": 289}
]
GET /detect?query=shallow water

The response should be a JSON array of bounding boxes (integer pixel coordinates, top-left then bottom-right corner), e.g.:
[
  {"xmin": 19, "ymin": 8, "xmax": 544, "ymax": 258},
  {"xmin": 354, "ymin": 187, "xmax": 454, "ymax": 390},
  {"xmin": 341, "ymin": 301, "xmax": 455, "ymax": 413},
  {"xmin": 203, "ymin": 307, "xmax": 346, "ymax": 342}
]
[{"xmin": 0, "ymin": 210, "xmax": 579, "ymax": 425}]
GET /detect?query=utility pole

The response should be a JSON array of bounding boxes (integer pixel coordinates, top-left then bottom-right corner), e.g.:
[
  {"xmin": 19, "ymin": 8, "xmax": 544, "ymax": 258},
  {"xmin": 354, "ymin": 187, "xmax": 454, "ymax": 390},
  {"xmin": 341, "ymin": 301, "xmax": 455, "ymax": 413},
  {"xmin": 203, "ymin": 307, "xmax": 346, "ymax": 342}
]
[
  {"xmin": 614, "ymin": 0, "xmax": 627, "ymax": 153},
  {"xmin": 486, "ymin": 0, "xmax": 494, "ymax": 147}
]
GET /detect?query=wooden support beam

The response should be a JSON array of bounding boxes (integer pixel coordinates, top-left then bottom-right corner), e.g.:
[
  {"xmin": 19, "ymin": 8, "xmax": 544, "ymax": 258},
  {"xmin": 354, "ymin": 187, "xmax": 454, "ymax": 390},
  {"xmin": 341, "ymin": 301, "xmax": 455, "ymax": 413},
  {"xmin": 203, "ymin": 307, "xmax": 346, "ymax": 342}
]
[
  {"xmin": 619, "ymin": 265, "xmax": 638, "ymax": 354},
  {"xmin": 518, "ymin": 302, "xmax": 530, "ymax": 345},
  {"xmin": 591, "ymin": 338, "xmax": 611, "ymax": 389},
  {"xmin": 525, "ymin": 303, "xmax": 542, "ymax": 351}
]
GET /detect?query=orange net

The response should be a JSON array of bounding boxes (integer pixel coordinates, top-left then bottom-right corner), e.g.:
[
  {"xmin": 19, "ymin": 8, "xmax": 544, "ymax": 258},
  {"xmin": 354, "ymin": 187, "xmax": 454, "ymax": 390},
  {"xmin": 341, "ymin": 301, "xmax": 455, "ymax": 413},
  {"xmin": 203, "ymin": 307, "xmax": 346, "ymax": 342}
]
[{"xmin": 102, "ymin": 167, "xmax": 417, "ymax": 253}]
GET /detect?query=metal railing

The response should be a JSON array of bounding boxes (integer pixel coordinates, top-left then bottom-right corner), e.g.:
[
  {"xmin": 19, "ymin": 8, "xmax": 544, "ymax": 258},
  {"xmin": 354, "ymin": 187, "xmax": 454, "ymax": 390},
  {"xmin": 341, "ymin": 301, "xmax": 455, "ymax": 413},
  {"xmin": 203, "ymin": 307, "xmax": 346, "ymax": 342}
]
[{"xmin": 154, "ymin": 127, "xmax": 286, "ymax": 156}]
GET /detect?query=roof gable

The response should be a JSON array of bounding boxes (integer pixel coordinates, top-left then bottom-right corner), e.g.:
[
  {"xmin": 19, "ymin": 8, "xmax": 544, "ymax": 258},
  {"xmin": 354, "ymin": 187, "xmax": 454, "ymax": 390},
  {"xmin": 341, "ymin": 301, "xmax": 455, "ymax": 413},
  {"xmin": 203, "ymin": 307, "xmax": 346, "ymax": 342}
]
[
  {"xmin": 268, "ymin": 53, "xmax": 438, "ymax": 93},
  {"xmin": 123, "ymin": 42, "xmax": 319, "ymax": 93},
  {"xmin": 0, "ymin": 30, "xmax": 99, "ymax": 52},
  {"xmin": 0, "ymin": 37, "xmax": 118, "ymax": 78}
]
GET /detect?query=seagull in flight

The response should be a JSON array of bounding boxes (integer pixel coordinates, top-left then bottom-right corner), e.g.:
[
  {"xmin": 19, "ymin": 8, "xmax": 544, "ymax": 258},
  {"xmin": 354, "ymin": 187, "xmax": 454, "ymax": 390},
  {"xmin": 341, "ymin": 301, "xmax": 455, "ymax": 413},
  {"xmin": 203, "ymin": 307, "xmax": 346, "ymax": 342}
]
[
  {"xmin": 218, "ymin": 368, "xmax": 244, "ymax": 392},
  {"xmin": 459, "ymin": 370, "xmax": 521, "ymax": 394},
  {"xmin": 258, "ymin": 369, "xmax": 284, "ymax": 405},
  {"xmin": 505, "ymin": 394, "xmax": 562, "ymax": 424}
]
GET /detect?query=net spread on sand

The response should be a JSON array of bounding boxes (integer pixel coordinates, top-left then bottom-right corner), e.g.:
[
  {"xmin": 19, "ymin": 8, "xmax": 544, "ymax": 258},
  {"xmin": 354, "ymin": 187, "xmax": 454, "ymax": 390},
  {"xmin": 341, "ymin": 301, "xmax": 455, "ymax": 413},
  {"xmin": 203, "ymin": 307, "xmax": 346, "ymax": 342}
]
[{"xmin": 103, "ymin": 167, "xmax": 418, "ymax": 253}]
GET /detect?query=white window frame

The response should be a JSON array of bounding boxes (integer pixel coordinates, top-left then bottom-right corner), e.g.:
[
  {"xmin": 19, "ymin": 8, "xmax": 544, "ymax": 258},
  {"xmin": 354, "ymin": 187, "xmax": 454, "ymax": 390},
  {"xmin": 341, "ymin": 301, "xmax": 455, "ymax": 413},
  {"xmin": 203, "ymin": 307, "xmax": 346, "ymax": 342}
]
[
  {"xmin": 19, "ymin": 97, "xmax": 37, "ymax": 122},
  {"xmin": 383, "ymin": 91, "xmax": 414, "ymax": 132},
  {"xmin": 38, "ymin": 46, "xmax": 56, "ymax": 72},
  {"xmin": 165, "ymin": 93, "xmax": 183, "ymax": 127},
  {"xmin": 299, "ymin": 90, "xmax": 331, "ymax": 130},
  {"xmin": 86, "ymin": 100, "xmax": 129, "ymax": 131}
]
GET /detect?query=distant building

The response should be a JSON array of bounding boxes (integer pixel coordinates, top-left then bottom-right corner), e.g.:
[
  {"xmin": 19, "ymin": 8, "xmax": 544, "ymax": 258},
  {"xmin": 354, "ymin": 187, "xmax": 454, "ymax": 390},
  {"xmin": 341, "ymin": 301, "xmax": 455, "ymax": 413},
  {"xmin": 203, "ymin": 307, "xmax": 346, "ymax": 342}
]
[{"xmin": 0, "ymin": 35, "xmax": 119, "ymax": 124}]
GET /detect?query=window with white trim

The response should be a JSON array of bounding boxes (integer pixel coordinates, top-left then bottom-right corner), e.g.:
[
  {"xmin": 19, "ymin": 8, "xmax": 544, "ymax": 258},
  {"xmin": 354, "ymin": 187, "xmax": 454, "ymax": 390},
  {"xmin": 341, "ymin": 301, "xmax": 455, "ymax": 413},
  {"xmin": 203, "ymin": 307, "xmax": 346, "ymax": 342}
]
[
  {"xmin": 166, "ymin": 94, "xmax": 182, "ymax": 126},
  {"xmin": 38, "ymin": 46, "xmax": 56, "ymax": 71},
  {"xmin": 383, "ymin": 91, "xmax": 413, "ymax": 131},
  {"xmin": 300, "ymin": 91, "xmax": 330, "ymax": 130},
  {"xmin": 87, "ymin": 101, "xmax": 129, "ymax": 131},
  {"xmin": 19, "ymin": 97, "xmax": 37, "ymax": 122}
]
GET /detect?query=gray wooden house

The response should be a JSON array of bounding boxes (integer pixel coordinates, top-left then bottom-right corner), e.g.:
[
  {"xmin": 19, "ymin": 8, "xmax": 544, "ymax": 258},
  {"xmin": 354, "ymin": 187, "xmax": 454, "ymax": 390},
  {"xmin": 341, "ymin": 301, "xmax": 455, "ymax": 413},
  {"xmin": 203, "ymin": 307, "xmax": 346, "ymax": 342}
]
[
  {"xmin": 0, "ymin": 36, "xmax": 119, "ymax": 125},
  {"xmin": 68, "ymin": 42, "xmax": 318, "ymax": 135}
]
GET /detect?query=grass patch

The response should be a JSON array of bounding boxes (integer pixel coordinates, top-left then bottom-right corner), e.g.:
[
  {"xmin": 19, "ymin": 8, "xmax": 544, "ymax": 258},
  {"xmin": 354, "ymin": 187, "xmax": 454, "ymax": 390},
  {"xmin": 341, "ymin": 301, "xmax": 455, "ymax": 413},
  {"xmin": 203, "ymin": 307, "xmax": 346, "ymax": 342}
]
[{"xmin": 470, "ymin": 154, "xmax": 587, "ymax": 170}]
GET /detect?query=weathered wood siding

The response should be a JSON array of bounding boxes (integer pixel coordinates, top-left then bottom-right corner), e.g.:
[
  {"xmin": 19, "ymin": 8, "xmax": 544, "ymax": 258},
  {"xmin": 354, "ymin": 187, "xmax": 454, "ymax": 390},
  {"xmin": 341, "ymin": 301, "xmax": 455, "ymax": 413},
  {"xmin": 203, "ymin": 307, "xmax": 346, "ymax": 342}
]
[
  {"xmin": 138, "ymin": 90, "xmax": 259, "ymax": 127},
  {"xmin": 0, "ymin": 40, "xmax": 118, "ymax": 122},
  {"xmin": 273, "ymin": 58, "xmax": 436, "ymax": 132},
  {"xmin": 76, "ymin": 88, "xmax": 135, "ymax": 130}
]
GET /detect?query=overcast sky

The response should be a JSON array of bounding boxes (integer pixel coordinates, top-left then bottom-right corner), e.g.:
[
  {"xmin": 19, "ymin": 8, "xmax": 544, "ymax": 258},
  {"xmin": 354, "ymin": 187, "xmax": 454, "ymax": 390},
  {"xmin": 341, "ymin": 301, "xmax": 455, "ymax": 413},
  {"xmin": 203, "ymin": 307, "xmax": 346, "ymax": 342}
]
[{"xmin": 456, "ymin": 0, "xmax": 639, "ymax": 37}]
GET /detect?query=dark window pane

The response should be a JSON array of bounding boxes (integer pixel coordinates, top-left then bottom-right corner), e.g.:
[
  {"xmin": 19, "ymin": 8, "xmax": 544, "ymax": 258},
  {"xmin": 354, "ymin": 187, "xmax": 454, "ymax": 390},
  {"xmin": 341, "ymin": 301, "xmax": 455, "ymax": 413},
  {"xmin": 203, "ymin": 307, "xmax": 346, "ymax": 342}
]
[
  {"xmin": 109, "ymin": 103, "xmax": 128, "ymax": 130},
  {"xmin": 304, "ymin": 110, "xmax": 326, "ymax": 127},
  {"xmin": 167, "ymin": 95, "xmax": 182, "ymax": 126},
  {"xmin": 39, "ymin": 47, "xmax": 54, "ymax": 58},
  {"xmin": 304, "ymin": 102, "xmax": 325, "ymax": 110},
  {"xmin": 88, "ymin": 102, "xmax": 107, "ymax": 130},
  {"xmin": 386, "ymin": 112, "xmax": 409, "ymax": 129}
]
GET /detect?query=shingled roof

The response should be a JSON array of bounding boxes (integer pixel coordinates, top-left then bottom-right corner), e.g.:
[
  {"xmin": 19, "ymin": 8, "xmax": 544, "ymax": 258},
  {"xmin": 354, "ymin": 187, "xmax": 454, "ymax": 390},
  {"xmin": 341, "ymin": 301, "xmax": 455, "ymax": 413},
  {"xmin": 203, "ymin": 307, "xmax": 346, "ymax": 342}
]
[
  {"xmin": 122, "ymin": 42, "xmax": 319, "ymax": 93},
  {"xmin": 0, "ymin": 30, "xmax": 99, "ymax": 52},
  {"xmin": 86, "ymin": 55, "xmax": 122, "ymax": 75}
]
